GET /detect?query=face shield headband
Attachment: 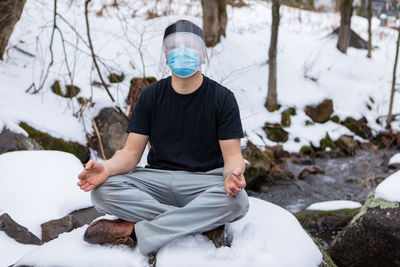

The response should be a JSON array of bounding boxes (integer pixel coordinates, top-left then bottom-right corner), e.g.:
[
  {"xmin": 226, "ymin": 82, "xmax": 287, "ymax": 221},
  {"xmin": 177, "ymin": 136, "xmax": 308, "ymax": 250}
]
[{"xmin": 162, "ymin": 22, "xmax": 208, "ymax": 78}]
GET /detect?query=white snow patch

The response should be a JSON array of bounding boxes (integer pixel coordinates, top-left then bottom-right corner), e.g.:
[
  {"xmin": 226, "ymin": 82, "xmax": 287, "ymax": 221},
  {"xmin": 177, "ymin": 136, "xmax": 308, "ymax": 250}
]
[
  {"xmin": 389, "ymin": 153, "xmax": 400, "ymax": 165},
  {"xmin": 15, "ymin": 197, "xmax": 322, "ymax": 267},
  {"xmin": 0, "ymin": 231, "xmax": 38, "ymax": 267},
  {"xmin": 0, "ymin": 151, "xmax": 92, "ymax": 238},
  {"xmin": 306, "ymin": 200, "xmax": 362, "ymax": 211},
  {"xmin": 375, "ymin": 170, "xmax": 400, "ymax": 202}
]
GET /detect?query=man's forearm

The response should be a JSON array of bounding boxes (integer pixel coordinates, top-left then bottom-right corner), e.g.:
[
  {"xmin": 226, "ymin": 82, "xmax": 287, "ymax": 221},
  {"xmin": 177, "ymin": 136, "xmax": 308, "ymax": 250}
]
[
  {"xmin": 223, "ymin": 155, "xmax": 246, "ymax": 178},
  {"xmin": 102, "ymin": 148, "xmax": 143, "ymax": 177}
]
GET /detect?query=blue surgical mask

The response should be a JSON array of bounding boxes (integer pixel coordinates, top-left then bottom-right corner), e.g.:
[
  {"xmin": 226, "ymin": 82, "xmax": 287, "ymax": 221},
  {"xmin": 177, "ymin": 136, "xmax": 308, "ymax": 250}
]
[{"xmin": 167, "ymin": 46, "xmax": 199, "ymax": 78}]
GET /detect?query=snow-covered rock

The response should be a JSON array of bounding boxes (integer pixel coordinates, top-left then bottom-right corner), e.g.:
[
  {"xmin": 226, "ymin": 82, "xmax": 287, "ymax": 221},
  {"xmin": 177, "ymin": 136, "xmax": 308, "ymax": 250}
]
[
  {"xmin": 0, "ymin": 150, "xmax": 92, "ymax": 238},
  {"xmin": 0, "ymin": 231, "xmax": 38, "ymax": 267},
  {"xmin": 306, "ymin": 200, "xmax": 362, "ymax": 211},
  {"xmin": 14, "ymin": 198, "xmax": 323, "ymax": 267},
  {"xmin": 389, "ymin": 153, "xmax": 400, "ymax": 166},
  {"xmin": 375, "ymin": 170, "xmax": 400, "ymax": 202}
]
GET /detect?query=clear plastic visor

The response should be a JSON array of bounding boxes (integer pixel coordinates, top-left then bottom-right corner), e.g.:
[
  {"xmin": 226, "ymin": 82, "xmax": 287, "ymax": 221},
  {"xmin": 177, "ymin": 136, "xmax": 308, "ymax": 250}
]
[{"xmin": 162, "ymin": 32, "xmax": 208, "ymax": 64}]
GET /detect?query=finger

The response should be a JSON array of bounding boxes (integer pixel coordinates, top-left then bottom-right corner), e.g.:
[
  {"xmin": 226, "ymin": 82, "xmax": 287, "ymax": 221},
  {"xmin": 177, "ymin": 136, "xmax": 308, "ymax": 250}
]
[
  {"xmin": 78, "ymin": 171, "xmax": 87, "ymax": 180},
  {"xmin": 232, "ymin": 168, "xmax": 243, "ymax": 177},
  {"xmin": 77, "ymin": 179, "xmax": 86, "ymax": 186},
  {"xmin": 84, "ymin": 184, "xmax": 96, "ymax": 192},
  {"xmin": 230, "ymin": 186, "xmax": 241, "ymax": 195},
  {"xmin": 80, "ymin": 182, "xmax": 91, "ymax": 191}
]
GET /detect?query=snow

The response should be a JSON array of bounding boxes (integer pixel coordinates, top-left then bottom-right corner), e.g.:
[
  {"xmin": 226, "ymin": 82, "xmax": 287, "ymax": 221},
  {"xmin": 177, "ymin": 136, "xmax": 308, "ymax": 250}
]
[
  {"xmin": 0, "ymin": 231, "xmax": 38, "ymax": 267},
  {"xmin": 0, "ymin": 0, "xmax": 399, "ymax": 156},
  {"xmin": 375, "ymin": 170, "xmax": 400, "ymax": 202},
  {"xmin": 0, "ymin": 151, "xmax": 92, "ymax": 238},
  {"xmin": 389, "ymin": 153, "xmax": 400, "ymax": 165},
  {"xmin": 306, "ymin": 200, "xmax": 362, "ymax": 211},
  {"xmin": 15, "ymin": 197, "xmax": 322, "ymax": 267}
]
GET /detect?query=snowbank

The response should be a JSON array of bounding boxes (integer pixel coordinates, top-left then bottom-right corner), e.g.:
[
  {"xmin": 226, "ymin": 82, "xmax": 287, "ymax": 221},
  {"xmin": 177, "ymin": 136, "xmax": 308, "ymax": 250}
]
[
  {"xmin": 0, "ymin": 151, "xmax": 92, "ymax": 238},
  {"xmin": 306, "ymin": 200, "xmax": 362, "ymax": 211},
  {"xmin": 0, "ymin": 231, "xmax": 38, "ymax": 267},
  {"xmin": 389, "ymin": 153, "xmax": 400, "ymax": 165},
  {"xmin": 14, "ymin": 197, "xmax": 322, "ymax": 267},
  {"xmin": 375, "ymin": 170, "xmax": 400, "ymax": 202}
]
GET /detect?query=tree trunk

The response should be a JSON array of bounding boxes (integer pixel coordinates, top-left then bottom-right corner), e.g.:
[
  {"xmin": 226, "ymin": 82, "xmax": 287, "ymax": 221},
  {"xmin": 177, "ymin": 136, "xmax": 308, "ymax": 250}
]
[
  {"xmin": 265, "ymin": 0, "xmax": 280, "ymax": 112},
  {"xmin": 337, "ymin": 0, "xmax": 353, "ymax": 54},
  {"xmin": 0, "ymin": 0, "xmax": 26, "ymax": 60},
  {"xmin": 386, "ymin": 28, "xmax": 400, "ymax": 130},
  {"xmin": 367, "ymin": 0, "xmax": 372, "ymax": 58},
  {"xmin": 201, "ymin": 0, "xmax": 227, "ymax": 47}
]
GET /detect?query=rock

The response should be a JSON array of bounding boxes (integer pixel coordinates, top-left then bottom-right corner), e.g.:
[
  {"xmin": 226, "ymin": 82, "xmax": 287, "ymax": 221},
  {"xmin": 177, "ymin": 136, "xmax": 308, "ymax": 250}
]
[
  {"xmin": 304, "ymin": 99, "xmax": 333, "ymax": 123},
  {"xmin": 295, "ymin": 208, "xmax": 359, "ymax": 249},
  {"xmin": 298, "ymin": 166, "xmax": 325, "ymax": 179},
  {"xmin": 341, "ymin": 116, "xmax": 373, "ymax": 140},
  {"xmin": 329, "ymin": 192, "xmax": 400, "ymax": 267},
  {"xmin": 242, "ymin": 141, "xmax": 272, "ymax": 191},
  {"xmin": 94, "ymin": 108, "xmax": 128, "ymax": 159},
  {"xmin": 300, "ymin": 145, "xmax": 314, "ymax": 155},
  {"xmin": 126, "ymin": 77, "xmax": 157, "ymax": 117},
  {"xmin": 374, "ymin": 131, "xmax": 396, "ymax": 148},
  {"xmin": 330, "ymin": 115, "xmax": 340, "ymax": 124},
  {"xmin": 263, "ymin": 123, "xmax": 288, "ymax": 143},
  {"xmin": 107, "ymin": 73, "xmax": 125, "ymax": 83},
  {"xmin": 335, "ymin": 135, "xmax": 357, "ymax": 156},
  {"xmin": 332, "ymin": 27, "xmax": 369, "ymax": 50},
  {"xmin": 0, "ymin": 128, "xmax": 43, "ymax": 154},
  {"xmin": 0, "ymin": 213, "xmax": 42, "ymax": 245},
  {"xmin": 280, "ymin": 107, "xmax": 296, "ymax": 127},
  {"xmin": 19, "ymin": 122, "xmax": 89, "ymax": 163},
  {"xmin": 41, "ymin": 207, "xmax": 104, "ymax": 243},
  {"xmin": 51, "ymin": 80, "xmax": 81, "ymax": 98},
  {"xmin": 319, "ymin": 132, "xmax": 336, "ymax": 150}
]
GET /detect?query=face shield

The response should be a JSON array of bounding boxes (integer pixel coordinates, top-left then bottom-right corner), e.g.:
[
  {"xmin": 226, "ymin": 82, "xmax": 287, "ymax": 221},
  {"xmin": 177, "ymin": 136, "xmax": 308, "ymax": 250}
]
[{"xmin": 160, "ymin": 22, "xmax": 208, "ymax": 78}]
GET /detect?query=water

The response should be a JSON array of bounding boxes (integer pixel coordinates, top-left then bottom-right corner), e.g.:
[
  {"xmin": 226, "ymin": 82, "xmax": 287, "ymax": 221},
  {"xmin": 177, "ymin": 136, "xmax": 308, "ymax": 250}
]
[{"xmin": 249, "ymin": 148, "xmax": 400, "ymax": 213}]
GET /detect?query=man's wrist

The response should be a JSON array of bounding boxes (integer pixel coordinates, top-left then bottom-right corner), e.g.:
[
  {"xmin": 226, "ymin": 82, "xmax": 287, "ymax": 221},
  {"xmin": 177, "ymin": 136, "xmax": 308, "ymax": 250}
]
[{"xmin": 223, "ymin": 169, "xmax": 233, "ymax": 179}]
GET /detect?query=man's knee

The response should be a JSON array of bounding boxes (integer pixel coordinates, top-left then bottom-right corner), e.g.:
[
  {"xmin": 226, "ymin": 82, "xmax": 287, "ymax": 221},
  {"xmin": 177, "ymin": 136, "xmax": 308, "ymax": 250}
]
[
  {"xmin": 228, "ymin": 190, "xmax": 249, "ymax": 219},
  {"xmin": 90, "ymin": 184, "xmax": 110, "ymax": 210}
]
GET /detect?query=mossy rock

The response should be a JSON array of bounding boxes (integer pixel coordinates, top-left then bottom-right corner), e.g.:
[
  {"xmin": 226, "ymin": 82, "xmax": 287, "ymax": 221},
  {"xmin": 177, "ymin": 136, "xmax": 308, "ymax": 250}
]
[
  {"xmin": 304, "ymin": 99, "xmax": 334, "ymax": 123},
  {"xmin": 51, "ymin": 80, "xmax": 63, "ymax": 97},
  {"xmin": 107, "ymin": 73, "xmax": 125, "ymax": 83},
  {"xmin": 281, "ymin": 107, "xmax": 296, "ymax": 127},
  {"xmin": 19, "ymin": 122, "xmax": 89, "ymax": 163},
  {"xmin": 329, "ymin": 192, "xmax": 400, "ymax": 267},
  {"xmin": 305, "ymin": 120, "xmax": 314, "ymax": 126},
  {"xmin": 341, "ymin": 116, "xmax": 372, "ymax": 140},
  {"xmin": 300, "ymin": 145, "xmax": 313, "ymax": 154},
  {"xmin": 319, "ymin": 132, "xmax": 336, "ymax": 150},
  {"xmin": 0, "ymin": 127, "xmax": 43, "ymax": 154},
  {"xmin": 335, "ymin": 135, "xmax": 357, "ymax": 156},
  {"xmin": 295, "ymin": 208, "xmax": 359, "ymax": 249},
  {"xmin": 51, "ymin": 80, "xmax": 81, "ymax": 98},
  {"xmin": 263, "ymin": 123, "xmax": 288, "ymax": 143},
  {"xmin": 330, "ymin": 115, "xmax": 340, "ymax": 124}
]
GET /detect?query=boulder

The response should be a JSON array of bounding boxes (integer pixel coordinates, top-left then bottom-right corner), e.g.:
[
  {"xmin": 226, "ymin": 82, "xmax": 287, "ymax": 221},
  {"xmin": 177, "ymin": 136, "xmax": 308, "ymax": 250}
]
[
  {"xmin": 263, "ymin": 123, "xmax": 288, "ymax": 142},
  {"xmin": 295, "ymin": 208, "xmax": 359, "ymax": 248},
  {"xmin": 304, "ymin": 99, "xmax": 333, "ymax": 123},
  {"xmin": 41, "ymin": 207, "xmax": 104, "ymax": 242},
  {"xmin": 0, "ymin": 128, "xmax": 43, "ymax": 154},
  {"xmin": 329, "ymin": 192, "xmax": 400, "ymax": 267},
  {"xmin": 94, "ymin": 108, "xmax": 128, "ymax": 159},
  {"xmin": 19, "ymin": 122, "xmax": 89, "ymax": 163},
  {"xmin": 0, "ymin": 213, "xmax": 42, "ymax": 245},
  {"xmin": 341, "ymin": 116, "xmax": 373, "ymax": 140}
]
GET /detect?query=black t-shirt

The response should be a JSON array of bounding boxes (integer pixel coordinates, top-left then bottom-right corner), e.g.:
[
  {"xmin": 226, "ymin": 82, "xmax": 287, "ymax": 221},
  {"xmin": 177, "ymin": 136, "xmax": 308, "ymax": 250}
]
[{"xmin": 126, "ymin": 75, "xmax": 244, "ymax": 172}]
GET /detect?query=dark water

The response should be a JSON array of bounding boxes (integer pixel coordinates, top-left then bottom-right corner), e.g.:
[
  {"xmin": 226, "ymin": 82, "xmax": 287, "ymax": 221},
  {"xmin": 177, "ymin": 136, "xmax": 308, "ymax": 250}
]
[{"xmin": 249, "ymin": 148, "xmax": 400, "ymax": 213}]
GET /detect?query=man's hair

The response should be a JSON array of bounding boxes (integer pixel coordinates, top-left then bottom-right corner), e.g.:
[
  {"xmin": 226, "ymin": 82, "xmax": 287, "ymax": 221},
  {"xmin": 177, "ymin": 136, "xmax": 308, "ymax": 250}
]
[{"xmin": 174, "ymin": 19, "xmax": 194, "ymax": 24}]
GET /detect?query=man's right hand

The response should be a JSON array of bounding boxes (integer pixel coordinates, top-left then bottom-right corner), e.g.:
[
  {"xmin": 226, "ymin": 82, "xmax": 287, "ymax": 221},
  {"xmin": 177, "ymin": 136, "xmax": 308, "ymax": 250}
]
[{"xmin": 77, "ymin": 160, "xmax": 110, "ymax": 192}]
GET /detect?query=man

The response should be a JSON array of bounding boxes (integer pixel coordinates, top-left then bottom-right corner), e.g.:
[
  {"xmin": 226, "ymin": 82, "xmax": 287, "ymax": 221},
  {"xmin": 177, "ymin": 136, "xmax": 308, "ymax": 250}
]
[{"xmin": 77, "ymin": 20, "xmax": 249, "ymax": 255}]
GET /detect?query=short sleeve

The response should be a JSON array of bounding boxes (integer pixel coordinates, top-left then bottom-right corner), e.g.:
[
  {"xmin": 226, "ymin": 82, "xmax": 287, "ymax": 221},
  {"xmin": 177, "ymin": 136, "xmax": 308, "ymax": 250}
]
[
  {"xmin": 126, "ymin": 90, "xmax": 151, "ymax": 135},
  {"xmin": 217, "ymin": 92, "xmax": 244, "ymax": 140}
]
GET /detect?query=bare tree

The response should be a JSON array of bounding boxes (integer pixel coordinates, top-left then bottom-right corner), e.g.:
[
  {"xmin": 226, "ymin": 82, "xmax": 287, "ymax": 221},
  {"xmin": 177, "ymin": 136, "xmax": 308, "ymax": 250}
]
[
  {"xmin": 337, "ymin": 0, "xmax": 353, "ymax": 53},
  {"xmin": 265, "ymin": 0, "xmax": 280, "ymax": 112},
  {"xmin": 367, "ymin": 0, "xmax": 372, "ymax": 58},
  {"xmin": 386, "ymin": 27, "xmax": 400, "ymax": 130},
  {"xmin": 0, "ymin": 0, "xmax": 26, "ymax": 60},
  {"xmin": 201, "ymin": 0, "xmax": 227, "ymax": 47}
]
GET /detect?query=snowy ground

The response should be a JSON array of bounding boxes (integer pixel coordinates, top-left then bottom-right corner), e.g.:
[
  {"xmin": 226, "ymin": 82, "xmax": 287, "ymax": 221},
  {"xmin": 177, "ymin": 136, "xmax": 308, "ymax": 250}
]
[
  {"xmin": 13, "ymin": 198, "xmax": 322, "ymax": 267},
  {"xmin": 375, "ymin": 170, "xmax": 400, "ymax": 202},
  {"xmin": 1, "ymin": 0, "xmax": 399, "ymax": 157}
]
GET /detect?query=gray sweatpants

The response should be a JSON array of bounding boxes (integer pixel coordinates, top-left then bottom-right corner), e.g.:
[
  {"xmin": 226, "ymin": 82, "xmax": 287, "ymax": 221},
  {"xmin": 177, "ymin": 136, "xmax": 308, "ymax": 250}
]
[{"xmin": 90, "ymin": 167, "xmax": 249, "ymax": 255}]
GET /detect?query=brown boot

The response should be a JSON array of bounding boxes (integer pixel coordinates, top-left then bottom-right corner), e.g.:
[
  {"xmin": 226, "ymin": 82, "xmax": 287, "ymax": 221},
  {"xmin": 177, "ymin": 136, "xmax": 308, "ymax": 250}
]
[
  {"xmin": 84, "ymin": 218, "xmax": 136, "ymax": 247},
  {"xmin": 202, "ymin": 224, "xmax": 231, "ymax": 248}
]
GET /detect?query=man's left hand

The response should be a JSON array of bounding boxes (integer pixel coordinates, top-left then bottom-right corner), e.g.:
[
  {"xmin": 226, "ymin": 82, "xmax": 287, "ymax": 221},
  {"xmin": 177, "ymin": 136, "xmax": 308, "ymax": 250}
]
[{"xmin": 224, "ymin": 168, "xmax": 246, "ymax": 197}]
